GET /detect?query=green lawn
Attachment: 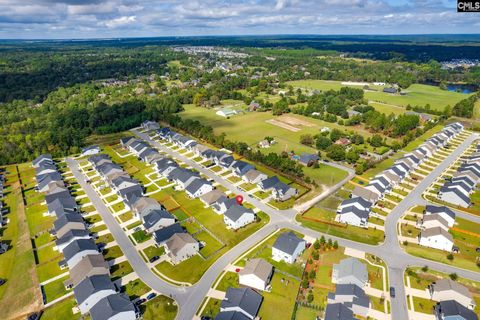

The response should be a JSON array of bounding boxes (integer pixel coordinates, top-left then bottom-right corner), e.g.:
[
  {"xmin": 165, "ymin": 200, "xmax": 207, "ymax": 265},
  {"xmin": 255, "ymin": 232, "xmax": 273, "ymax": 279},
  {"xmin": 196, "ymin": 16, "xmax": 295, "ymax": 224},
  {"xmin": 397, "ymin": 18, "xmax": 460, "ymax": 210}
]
[
  {"xmin": 201, "ymin": 298, "xmax": 221, "ymax": 318},
  {"xmin": 287, "ymin": 80, "xmax": 471, "ymax": 111},
  {"xmin": 132, "ymin": 230, "xmax": 152, "ymax": 243},
  {"xmin": 121, "ymin": 279, "xmax": 151, "ymax": 300},
  {"xmin": 41, "ymin": 297, "xmax": 77, "ymax": 320},
  {"xmin": 0, "ymin": 165, "xmax": 43, "ymax": 319},
  {"xmin": 42, "ymin": 275, "xmax": 70, "ymax": 303},
  {"xmin": 258, "ymin": 273, "xmax": 300, "ymax": 320},
  {"xmin": 294, "ymin": 305, "xmax": 322, "ymax": 320},
  {"xmin": 412, "ymin": 296, "xmax": 436, "ymax": 314},
  {"xmin": 103, "ymin": 245, "xmax": 124, "ymax": 261},
  {"xmin": 36, "ymin": 244, "xmax": 62, "ymax": 264},
  {"xmin": 140, "ymin": 295, "xmax": 177, "ymax": 320},
  {"xmin": 143, "ymin": 245, "xmax": 166, "ymax": 260},
  {"xmin": 299, "ymin": 207, "xmax": 384, "ymax": 245},
  {"xmin": 110, "ymin": 261, "xmax": 134, "ymax": 281},
  {"xmin": 215, "ymin": 271, "xmax": 239, "ymax": 292}
]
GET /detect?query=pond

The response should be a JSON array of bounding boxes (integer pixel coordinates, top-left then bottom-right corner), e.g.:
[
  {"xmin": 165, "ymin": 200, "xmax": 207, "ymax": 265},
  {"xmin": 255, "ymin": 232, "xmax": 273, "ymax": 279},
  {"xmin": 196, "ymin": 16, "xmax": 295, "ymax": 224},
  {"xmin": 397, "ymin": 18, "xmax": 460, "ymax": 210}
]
[{"xmin": 446, "ymin": 83, "xmax": 477, "ymax": 94}]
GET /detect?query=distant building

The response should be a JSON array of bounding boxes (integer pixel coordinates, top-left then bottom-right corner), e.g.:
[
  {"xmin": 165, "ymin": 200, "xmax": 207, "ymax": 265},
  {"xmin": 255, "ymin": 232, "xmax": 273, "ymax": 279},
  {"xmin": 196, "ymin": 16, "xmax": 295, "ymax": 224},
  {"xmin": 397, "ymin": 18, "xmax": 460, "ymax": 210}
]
[
  {"xmin": 332, "ymin": 258, "xmax": 368, "ymax": 288},
  {"xmin": 216, "ymin": 108, "xmax": 238, "ymax": 118},
  {"xmin": 81, "ymin": 146, "xmax": 101, "ymax": 157},
  {"xmin": 271, "ymin": 232, "xmax": 305, "ymax": 264},
  {"xmin": 418, "ymin": 227, "xmax": 454, "ymax": 252},
  {"xmin": 239, "ymin": 258, "xmax": 273, "ymax": 291}
]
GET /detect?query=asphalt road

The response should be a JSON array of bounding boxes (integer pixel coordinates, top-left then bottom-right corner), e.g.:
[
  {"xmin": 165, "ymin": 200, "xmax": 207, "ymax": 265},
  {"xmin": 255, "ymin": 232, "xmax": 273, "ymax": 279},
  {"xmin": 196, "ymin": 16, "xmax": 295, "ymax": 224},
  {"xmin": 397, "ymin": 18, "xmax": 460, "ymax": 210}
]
[{"xmin": 66, "ymin": 130, "xmax": 480, "ymax": 320}]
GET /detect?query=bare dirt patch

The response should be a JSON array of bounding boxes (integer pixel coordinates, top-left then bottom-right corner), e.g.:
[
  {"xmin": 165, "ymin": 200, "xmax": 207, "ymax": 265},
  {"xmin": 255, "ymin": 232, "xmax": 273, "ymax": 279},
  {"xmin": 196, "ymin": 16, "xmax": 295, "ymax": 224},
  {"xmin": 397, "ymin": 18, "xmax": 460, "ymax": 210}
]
[
  {"xmin": 277, "ymin": 114, "xmax": 316, "ymax": 127},
  {"xmin": 265, "ymin": 119, "xmax": 300, "ymax": 132}
]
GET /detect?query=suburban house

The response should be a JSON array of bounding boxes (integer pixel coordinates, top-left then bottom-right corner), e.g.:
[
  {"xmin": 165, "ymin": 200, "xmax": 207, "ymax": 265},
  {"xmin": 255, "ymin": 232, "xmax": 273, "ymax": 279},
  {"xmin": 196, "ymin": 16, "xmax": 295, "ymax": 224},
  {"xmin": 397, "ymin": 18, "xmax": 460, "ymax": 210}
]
[
  {"xmin": 131, "ymin": 196, "xmax": 163, "ymax": 219},
  {"xmin": 54, "ymin": 229, "xmax": 91, "ymax": 252},
  {"xmin": 89, "ymin": 293, "xmax": 136, "ymax": 320},
  {"xmin": 257, "ymin": 176, "xmax": 280, "ymax": 191},
  {"xmin": 216, "ymin": 108, "xmax": 238, "ymax": 118},
  {"xmin": 165, "ymin": 233, "xmax": 199, "ymax": 264},
  {"xmin": 155, "ymin": 158, "xmax": 179, "ymax": 177},
  {"xmin": 231, "ymin": 161, "xmax": 255, "ymax": 177},
  {"xmin": 238, "ymin": 258, "xmax": 273, "ymax": 291},
  {"xmin": 53, "ymin": 214, "xmax": 87, "ymax": 238},
  {"xmin": 435, "ymin": 300, "xmax": 478, "ymax": 320},
  {"xmin": 327, "ymin": 284, "xmax": 370, "ymax": 318},
  {"xmin": 242, "ymin": 169, "xmax": 267, "ymax": 184},
  {"xmin": 335, "ymin": 206, "xmax": 369, "ymax": 228},
  {"xmin": 271, "ymin": 182, "xmax": 298, "ymax": 201},
  {"xmin": 152, "ymin": 223, "xmax": 186, "ymax": 245},
  {"xmin": 73, "ymin": 274, "xmax": 116, "ymax": 314},
  {"xmin": 332, "ymin": 258, "xmax": 368, "ymax": 288},
  {"xmin": 64, "ymin": 254, "xmax": 110, "ymax": 289},
  {"xmin": 81, "ymin": 145, "xmax": 100, "ymax": 156},
  {"xmin": 46, "ymin": 194, "xmax": 79, "ymax": 217},
  {"xmin": 200, "ymin": 189, "xmax": 225, "ymax": 207},
  {"xmin": 36, "ymin": 173, "xmax": 64, "ymax": 193},
  {"xmin": 337, "ymin": 197, "xmax": 372, "ymax": 213},
  {"xmin": 168, "ymin": 168, "xmax": 200, "ymax": 190},
  {"xmin": 425, "ymin": 205, "xmax": 456, "ymax": 228},
  {"xmin": 418, "ymin": 227, "xmax": 454, "ymax": 252},
  {"xmin": 429, "ymin": 279, "xmax": 475, "ymax": 309},
  {"xmin": 324, "ymin": 303, "xmax": 354, "ymax": 320},
  {"xmin": 62, "ymin": 238, "xmax": 100, "ymax": 269},
  {"xmin": 119, "ymin": 137, "xmax": 136, "ymax": 148},
  {"xmin": 271, "ymin": 232, "xmax": 306, "ymax": 264},
  {"xmin": 218, "ymin": 287, "xmax": 263, "ymax": 320},
  {"xmin": 142, "ymin": 209, "xmax": 176, "ymax": 233},
  {"xmin": 141, "ymin": 120, "xmax": 160, "ymax": 131},
  {"xmin": 418, "ymin": 213, "xmax": 450, "ymax": 231},
  {"xmin": 32, "ymin": 154, "xmax": 54, "ymax": 168},
  {"xmin": 351, "ymin": 186, "xmax": 380, "ymax": 204},
  {"xmin": 185, "ymin": 178, "xmax": 213, "ymax": 198},
  {"xmin": 438, "ymin": 185, "xmax": 471, "ymax": 208},
  {"xmin": 298, "ymin": 153, "xmax": 320, "ymax": 166},
  {"xmin": 212, "ymin": 196, "xmax": 238, "ymax": 215},
  {"xmin": 223, "ymin": 205, "xmax": 256, "ymax": 230},
  {"xmin": 193, "ymin": 144, "xmax": 210, "ymax": 158}
]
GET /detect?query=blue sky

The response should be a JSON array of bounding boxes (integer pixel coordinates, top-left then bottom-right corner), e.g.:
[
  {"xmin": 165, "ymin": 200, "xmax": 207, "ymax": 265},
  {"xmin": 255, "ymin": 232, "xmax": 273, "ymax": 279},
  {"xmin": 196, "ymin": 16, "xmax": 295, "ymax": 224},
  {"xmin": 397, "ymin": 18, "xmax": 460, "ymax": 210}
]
[{"xmin": 0, "ymin": 0, "xmax": 477, "ymax": 39}]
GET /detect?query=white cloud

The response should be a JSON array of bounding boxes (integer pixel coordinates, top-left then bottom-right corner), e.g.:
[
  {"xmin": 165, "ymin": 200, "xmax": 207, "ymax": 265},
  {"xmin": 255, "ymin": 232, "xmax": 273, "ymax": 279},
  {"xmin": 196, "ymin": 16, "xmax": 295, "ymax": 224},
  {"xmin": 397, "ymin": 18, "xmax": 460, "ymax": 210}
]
[{"xmin": 102, "ymin": 15, "xmax": 136, "ymax": 28}]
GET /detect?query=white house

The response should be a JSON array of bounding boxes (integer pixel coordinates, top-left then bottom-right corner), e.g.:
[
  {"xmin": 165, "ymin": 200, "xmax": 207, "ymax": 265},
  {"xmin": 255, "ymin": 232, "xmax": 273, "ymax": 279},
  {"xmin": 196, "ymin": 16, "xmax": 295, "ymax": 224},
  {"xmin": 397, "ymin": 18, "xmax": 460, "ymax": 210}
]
[
  {"xmin": 418, "ymin": 227, "xmax": 454, "ymax": 252},
  {"xmin": 239, "ymin": 258, "xmax": 273, "ymax": 291},
  {"xmin": 89, "ymin": 294, "xmax": 136, "ymax": 320},
  {"xmin": 271, "ymin": 232, "xmax": 306, "ymax": 264},
  {"xmin": 438, "ymin": 186, "xmax": 470, "ymax": 208},
  {"xmin": 165, "ymin": 233, "xmax": 199, "ymax": 264},
  {"xmin": 223, "ymin": 205, "xmax": 256, "ymax": 230},
  {"xmin": 74, "ymin": 275, "xmax": 116, "ymax": 314},
  {"xmin": 242, "ymin": 169, "xmax": 268, "ymax": 185},
  {"xmin": 425, "ymin": 205, "xmax": 456, "ymax": 228},
  {"xmin": 184, "ymin": 178, "xmax": 213, "ymax": 198},
  {"xmin": 216, "ymin": 108, "xmax": 237, "ymax": 118},
  {"xmin": 81, "ymin": 145, "xmax": 101, "ymax": 157}
]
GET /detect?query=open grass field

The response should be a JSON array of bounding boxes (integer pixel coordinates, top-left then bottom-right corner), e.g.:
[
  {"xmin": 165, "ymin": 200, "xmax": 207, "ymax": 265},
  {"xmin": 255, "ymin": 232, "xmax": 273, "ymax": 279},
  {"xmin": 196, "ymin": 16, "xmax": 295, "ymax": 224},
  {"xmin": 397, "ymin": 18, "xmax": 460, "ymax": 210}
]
[
  {"xmin": 41, "ymin": 296, "xmax": 77, "ymax": 320},
  {"xmin": 179, "ymin": 104, "xmax": 349, "ymax": 189},
  {"xmin": 287, "ymin": 80, "xmax": 472, "ymax": 111},
  {"xmin": 0, "ymin": 165, "xmax": 43, "ymax": 319},
  {"xmin": 474, "ymin": 100, "xmax": 480, "ymax": 120},
  {"xmin": 258, "ymin": 273, "xmax": 300, "ymax": 320}
]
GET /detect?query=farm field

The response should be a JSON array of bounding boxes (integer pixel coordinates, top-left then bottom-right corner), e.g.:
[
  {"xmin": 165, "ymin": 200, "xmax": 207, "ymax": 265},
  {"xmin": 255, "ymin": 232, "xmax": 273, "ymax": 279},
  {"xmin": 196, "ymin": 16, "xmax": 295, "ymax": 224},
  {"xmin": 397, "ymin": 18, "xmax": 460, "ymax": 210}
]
[{"xmin": 287, "ymin": 80, "xmax": 472, "ymax": 111}]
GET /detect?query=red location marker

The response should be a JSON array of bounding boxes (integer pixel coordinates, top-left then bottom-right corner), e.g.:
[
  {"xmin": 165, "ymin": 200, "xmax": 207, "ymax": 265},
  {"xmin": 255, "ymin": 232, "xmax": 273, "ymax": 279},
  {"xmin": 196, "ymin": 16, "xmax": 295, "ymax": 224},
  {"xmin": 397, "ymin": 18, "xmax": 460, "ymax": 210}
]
[{"xmin": 235, "ymin": 195, "xmax": 244, "ymax": 205}]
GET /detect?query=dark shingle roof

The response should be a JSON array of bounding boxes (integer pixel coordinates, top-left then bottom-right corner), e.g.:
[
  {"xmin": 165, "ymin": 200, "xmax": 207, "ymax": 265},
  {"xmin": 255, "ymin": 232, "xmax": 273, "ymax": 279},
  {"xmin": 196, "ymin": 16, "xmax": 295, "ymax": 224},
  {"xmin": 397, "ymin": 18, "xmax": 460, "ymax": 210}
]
[
  {"xmin": 273, "ymin": 232, "xmax": 305, "ymax": 255},
  {"xmin": 324, "ymin": 303, "xmax": 354, "ymax": 320},
  {"xmin": 63, "ymin": 239, "xmax": 98, "ymax": 262},
  {"xmin": 89, "ymin": 293, "xmax": 135, "ymax": 320},
  {"xmin": 73, "ymin": 274, "xmax": 115, "ymax": 305},
  {"xmin": 436, "ymin": 300, "xmax": 478, "ymax": 320},
  {"xmin": 224, "ymin": 204, "xmax": 254, "ymax": 222},
  {"xmin": 143, "ymin": 209, "xmax": 174, "ymax": 229},
  {"xmin": 221, "ymin": 287, "xmax": 263, "ymax": 318},
  {"xmin": 153, "ymin": 223, "xmax": 185, "ymax": 244}
]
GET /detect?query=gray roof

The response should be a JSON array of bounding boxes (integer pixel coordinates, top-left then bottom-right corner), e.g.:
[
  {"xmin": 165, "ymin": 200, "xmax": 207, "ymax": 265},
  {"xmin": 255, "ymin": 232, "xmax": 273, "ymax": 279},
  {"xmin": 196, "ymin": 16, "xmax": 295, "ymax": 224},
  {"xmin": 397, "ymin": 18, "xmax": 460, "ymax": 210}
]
[
  {"xmin": 339, "ymin": 206, "xmax": 369, "ymax": 220},
  {"xmin": 333, "ymin": 258, "xmax": 368, "ymax": 284},
  {"xmin": 436, "ymin": 300, "xmax": 478, "ymax": 320},
  {"xmin": 54, "ymin": 213, "xmax": 85, "ymax": 231},
  {"xmin": 73, "ymin": 274, "xmax": 115, "ymax": 305},
  {"xmin": 224, "ymin": 204, "xmax": 254, "ymax": 222},
  {"xmin": 90, "ymin": 293, "xmax": 135, "ymax": 320},
  {"xmin": 200, "ymin": 189, "xmax": 225, "ymax": 205},
  {"xmin": 425, "ymin": 205, "xmax": 455, "ymax": 220},
  {"xmin": 340, "ymin": 197, "xmax": 372, "ymax": 210},
  {"xmin": 272, "ymin": 232, "xmax": 305, "ymax": 255},
  {"xmin": 55, "ymin": 229, "xmax": 90, "ymax": 247},
  {"xmin": 432, "ymin": 279, "xmax": 472, "ymax": 299},
  {"xmin": 153, "ymin": 223, "xmax": 185, "ymax": 244},
  {"xmin": 324, "ymin": 303, "xmax": 354, "ymax": 320},
  {"xmin": 63, "ymin": 239, "xmax": 98, "ymax": 262},
  {"xmin": 221, "ymin": 287, "xmax": 263, "ymax": 318},
  {"xmin": 259, "ymin": 176, "xmax": 280, "ymax": 189},
  {"xmin": 143, "ymin": 209, "xmax": 175, "ymax": 229},
  {"xmin": 185, "ymin": 178, "xmax": 211, "ymax": 195}
]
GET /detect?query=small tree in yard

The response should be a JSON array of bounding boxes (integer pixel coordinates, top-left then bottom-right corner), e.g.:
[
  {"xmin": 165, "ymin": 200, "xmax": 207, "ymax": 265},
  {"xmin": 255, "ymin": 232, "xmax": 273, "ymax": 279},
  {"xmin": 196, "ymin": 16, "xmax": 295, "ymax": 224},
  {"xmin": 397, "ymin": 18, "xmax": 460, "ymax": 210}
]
[
  {"xmin": 312, "ymin": 250, "xmax": 319, "ymax": 260},
  {"xmin": 309, "ymin": 270, "xmax": 316, "ymax": 280},
  {"xmin": 320, "ymin": 235, "xmax": 326, "ymax": 245},
  {"xmin": 307, "ymin": 293, "xmax": 314, "ymax": 303},
  {"xmin": 333, "ymin": 240, "xmax": 338, "ymax": 249},
  {"xmin": 449, "ymin": 273, "xmax": 458, "ymax": 281},
  {"xmin": 327, "ymin": 238, "xmax": 333, "ymax": 248},
  {"xmin": 447, "ymin": 253, "xmax": 454, "ymax": 261},
  {"xmin": 313, "ymin": 239, "xmax": 320, "ymax": 250},
  {"xmin": 421, "ymin": 266, "xmax": 429, "ymax": 272},
  {"xmin": 302, "ymin": 278, "xmax": 309, "ymax": 289}
]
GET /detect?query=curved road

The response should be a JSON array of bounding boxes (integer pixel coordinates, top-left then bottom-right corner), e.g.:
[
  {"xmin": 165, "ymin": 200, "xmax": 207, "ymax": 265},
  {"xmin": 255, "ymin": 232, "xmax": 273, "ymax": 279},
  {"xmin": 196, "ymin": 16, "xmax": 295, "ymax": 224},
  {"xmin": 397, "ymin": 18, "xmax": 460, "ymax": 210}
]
[{"xmin": 67, "ymin": 130, "xmax": 480, "ymax": 320}]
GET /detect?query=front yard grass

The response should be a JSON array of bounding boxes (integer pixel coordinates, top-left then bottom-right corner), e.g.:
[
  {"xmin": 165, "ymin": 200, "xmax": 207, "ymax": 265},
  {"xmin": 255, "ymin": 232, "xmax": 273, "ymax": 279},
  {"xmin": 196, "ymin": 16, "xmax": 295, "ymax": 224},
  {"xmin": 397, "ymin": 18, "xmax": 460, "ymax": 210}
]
[
  {"xmin": 110, "ymin": 261, "xmax": 133, "ymax": 281},
  {"xmin": 215, "ymin": 271, "xmax": 239, "ymax": 292},
  {"xmin": 103, "ymin": 245, "xmax": 123, "ymax": 261},
  {"xmin": 121, "ymin": 279, "xmax": 150, "ymax": 300},
  {"xmin": 201, "ymin": 298, "xmax": 221, "ymax": 319},
  {"xmin": 412, "ymin": 296, "xmax": 436, "ymax": 314},
  {"xmin": 143, "ymin": 245, "xmax": 165, "ymax": 260},
  {"xmin": 140, "ymin": 295, "xmax": 177, "ymax": 320},
  {"xmin": 258, "ymin": 273, "xmax": 300, "ymax": 320},
  {"xmin": 40, "ymin": 296, "xmax": 76, "ymax": 320}
]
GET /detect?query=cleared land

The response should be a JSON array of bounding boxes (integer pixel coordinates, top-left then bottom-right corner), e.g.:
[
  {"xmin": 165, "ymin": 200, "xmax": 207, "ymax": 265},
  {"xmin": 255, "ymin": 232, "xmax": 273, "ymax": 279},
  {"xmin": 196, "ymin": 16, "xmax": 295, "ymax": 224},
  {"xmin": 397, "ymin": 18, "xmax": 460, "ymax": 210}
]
[{"xmin": 287, "ymin": 80, "xmax": 472, "ymax": 111}]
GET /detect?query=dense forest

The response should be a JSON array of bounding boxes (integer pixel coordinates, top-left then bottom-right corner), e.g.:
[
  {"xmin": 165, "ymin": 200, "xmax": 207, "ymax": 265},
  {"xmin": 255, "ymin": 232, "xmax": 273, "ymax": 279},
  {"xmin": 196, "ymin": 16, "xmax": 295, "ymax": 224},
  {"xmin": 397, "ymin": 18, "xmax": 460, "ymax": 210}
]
[{"xmin": 0, "ymin": 38, "xmax": 478, "ymax": 165}]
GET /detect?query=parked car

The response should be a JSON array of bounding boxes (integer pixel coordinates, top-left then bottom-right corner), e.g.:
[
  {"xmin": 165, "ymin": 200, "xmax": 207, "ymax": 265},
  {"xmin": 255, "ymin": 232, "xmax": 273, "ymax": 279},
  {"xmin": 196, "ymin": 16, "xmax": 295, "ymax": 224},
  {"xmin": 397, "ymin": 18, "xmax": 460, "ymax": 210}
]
[
  {"xmin": 389, "ymin": 287, "xmax": 395, "ymax": 298},
  {"xmin": 135, "ymin": 298, "xmax": 146, "ymax": 306},
  {"xmin": 0, "ymin": 278, "xmax": 6, "ymax": 286},
  {"xmin": 149, "ymin": 256, "xmax": 160, "ymax": 263},
  {"xmin": 27, "ymin": 312, "xmax": 41, "ymax": 320},
  {"xmin": 147, "ymin": 293, "xmax": 157, "ymax": 300}
]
